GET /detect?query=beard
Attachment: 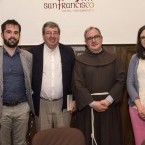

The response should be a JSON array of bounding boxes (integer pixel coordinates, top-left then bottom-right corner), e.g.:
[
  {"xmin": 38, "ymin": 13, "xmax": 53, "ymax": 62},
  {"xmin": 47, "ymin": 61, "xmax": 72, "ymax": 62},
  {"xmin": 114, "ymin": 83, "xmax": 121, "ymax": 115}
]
[{"xmin": 3, "ymin": 37, "xmax": 19, "ymax": 48}]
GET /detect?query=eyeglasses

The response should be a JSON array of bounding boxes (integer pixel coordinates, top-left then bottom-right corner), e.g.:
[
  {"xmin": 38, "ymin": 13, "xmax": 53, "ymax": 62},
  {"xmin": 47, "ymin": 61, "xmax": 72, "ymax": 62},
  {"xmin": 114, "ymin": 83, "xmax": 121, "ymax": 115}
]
[
  {"xmin": 86, "ymin": 35, "xmax": 102, "ymax": 42},
  {"xmin": 44, "ymin": 31, "xmax": 59, "ymax": 36},
  {"xmin": 140, "ymin": 36, "xmax": 145, "ymax": 41}
]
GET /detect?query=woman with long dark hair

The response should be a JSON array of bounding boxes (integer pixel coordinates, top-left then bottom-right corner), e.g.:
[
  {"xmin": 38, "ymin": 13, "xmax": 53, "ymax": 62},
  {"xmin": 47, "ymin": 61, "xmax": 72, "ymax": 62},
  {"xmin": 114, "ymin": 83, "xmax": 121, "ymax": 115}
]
[{"xmin": 127, "ymin": 25, "xmax": 145, "ymax": 145}]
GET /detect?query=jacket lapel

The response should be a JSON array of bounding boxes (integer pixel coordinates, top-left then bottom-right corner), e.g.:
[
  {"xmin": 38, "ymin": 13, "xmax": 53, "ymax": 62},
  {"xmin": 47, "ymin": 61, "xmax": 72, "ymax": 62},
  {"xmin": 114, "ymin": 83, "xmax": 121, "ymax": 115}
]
[{"xmin": 0, "ymin": 47, "xmax": 3, "ymax": 96}]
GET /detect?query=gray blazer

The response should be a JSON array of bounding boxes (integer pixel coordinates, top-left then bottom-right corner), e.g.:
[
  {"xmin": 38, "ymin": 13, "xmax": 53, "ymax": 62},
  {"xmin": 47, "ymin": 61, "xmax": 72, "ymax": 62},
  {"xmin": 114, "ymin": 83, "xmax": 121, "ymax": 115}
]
[
  {"xmin": 0, "ymin": 47, "xmax": 34, "ymax": 117},
  {"xmin": 127, "ymin": 54, "xmax": 139, "ymax": 106}
]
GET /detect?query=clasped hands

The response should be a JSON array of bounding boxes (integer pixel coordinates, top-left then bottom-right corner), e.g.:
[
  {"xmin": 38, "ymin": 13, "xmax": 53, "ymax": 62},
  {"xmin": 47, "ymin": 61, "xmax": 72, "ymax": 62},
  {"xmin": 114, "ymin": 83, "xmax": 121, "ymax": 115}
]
[{"xmin": 91, "ymin": 99, "xmax": 111, "ymax": 112}]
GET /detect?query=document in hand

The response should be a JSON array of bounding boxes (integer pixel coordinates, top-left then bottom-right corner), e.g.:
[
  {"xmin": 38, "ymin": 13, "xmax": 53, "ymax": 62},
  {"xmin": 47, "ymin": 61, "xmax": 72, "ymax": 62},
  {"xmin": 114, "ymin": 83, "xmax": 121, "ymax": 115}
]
[{"xmin": 67, "ymin": 94, "xmax": 73, "ymax": 111}]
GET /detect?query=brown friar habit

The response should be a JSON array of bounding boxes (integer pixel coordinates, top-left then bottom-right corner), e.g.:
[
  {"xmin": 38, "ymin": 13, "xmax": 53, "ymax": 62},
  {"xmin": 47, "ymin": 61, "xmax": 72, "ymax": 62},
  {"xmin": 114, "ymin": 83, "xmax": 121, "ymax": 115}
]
[{"xmin": 72, "ymin": 48, "xmax": 126, "ymax": 145}]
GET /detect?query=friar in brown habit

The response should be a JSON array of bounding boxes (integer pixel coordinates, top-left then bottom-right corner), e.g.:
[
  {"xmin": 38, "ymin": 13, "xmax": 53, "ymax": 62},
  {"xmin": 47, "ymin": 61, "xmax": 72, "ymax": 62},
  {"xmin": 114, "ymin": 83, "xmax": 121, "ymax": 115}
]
[{"xmin": 72, "ymin": 26, "xmax": 126, "ymax": 145}]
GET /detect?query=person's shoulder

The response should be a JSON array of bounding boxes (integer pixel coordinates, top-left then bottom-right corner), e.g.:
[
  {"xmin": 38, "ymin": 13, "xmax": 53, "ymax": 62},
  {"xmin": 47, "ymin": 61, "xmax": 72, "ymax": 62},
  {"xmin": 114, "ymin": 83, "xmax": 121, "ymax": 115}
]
[
  {"xmin": 98, "ymin": 49, "xmax": 118, "ymax": 63},
  {"xmin": 59, "ymin": 43, "xmax": 73, "ymax": 50},
  {"xmin": 59, "ymin": 43, "xmax": 74, "ymax": 53},
  {"xmin": 20, "ymin": 49, "xmax": 33, "ymax": 62},
  {"xmin": 29, "ymin": 43, "xmax": 44, "ymax": 53},
  {"xmin": 131, "ymin": 53, "xmax": 137, "ymax": 59},
  {"xmin": 130, "ymin": 53, "xmax": 138, "ymax": 62},
  {"xmin": 127, "ymin": 54, "xmax": 138, "ymax": 69},
  {"xmin": 20, "ymin": 48, "xmax": 32, "ymax": 56}
]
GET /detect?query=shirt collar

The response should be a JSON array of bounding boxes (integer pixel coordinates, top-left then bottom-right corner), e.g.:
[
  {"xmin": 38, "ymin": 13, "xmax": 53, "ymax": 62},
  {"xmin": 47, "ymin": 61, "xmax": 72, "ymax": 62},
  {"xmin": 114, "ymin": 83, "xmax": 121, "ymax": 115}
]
[
  {"xmin": 44, "ymin": 43, "xmax": 59, "ymax": 53},
  {"xmin": 3, "ymin": 47, "xmax": 20, "ymax": 55}
]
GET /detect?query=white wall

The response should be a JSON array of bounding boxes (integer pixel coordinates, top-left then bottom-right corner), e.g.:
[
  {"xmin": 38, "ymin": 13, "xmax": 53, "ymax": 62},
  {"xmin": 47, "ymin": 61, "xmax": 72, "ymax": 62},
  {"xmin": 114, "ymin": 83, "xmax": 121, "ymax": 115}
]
[{"xmin": 0, "ymin": 0, "xmax": 145, "ymax": 45}]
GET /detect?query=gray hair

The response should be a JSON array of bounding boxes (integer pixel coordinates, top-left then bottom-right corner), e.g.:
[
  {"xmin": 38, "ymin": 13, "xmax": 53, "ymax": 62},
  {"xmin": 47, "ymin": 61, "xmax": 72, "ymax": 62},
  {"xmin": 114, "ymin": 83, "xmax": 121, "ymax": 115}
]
[{"xmin": 84, "ymin": 26, "xmax": 102, "ymax": 39}]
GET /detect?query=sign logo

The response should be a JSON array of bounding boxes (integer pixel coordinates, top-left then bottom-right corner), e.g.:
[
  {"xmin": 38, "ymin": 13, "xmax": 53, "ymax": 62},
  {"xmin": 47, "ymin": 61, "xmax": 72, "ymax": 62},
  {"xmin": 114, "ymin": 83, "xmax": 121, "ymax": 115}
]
[{"xmin": 43, "ymin": 0, "xmax": 95, "ymax": 12}]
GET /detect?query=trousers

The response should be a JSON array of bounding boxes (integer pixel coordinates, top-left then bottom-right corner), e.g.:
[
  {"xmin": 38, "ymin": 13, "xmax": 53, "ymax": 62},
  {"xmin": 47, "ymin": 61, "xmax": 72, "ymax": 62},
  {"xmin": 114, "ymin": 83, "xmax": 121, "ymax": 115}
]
[
  {"xmin": 129, "ymin": 106, "xmax": 145, "ymax": 145},
  {"xmin": 1, "ymin": 102, "xmax": 30, "ymax": 145},
  {"xmin": 38, "ymin": 98, "xmax": 71, "ymax": 131}
]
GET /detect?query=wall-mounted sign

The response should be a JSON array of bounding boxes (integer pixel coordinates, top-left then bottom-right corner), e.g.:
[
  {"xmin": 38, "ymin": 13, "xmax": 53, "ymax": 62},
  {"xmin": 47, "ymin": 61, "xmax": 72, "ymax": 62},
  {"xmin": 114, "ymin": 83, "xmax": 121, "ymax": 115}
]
[{"xmin": 0, "ymin": 0, "xmax": 145, "ymax": 45}]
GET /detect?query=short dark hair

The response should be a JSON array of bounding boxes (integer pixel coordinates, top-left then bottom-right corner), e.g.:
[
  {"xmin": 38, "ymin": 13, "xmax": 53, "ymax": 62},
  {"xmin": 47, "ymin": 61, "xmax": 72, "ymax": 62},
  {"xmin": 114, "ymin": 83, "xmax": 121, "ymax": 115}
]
[
  {"xmin": 136, "ymin": 25, "xmax": 145, "ymax": 59},
  {"xmin": 1, "ymin": 19, "xmax": 21, "ymax": 33},
  {"xmin": 42, "ymin": 21, "xmax": 60, "ymax": 35}
]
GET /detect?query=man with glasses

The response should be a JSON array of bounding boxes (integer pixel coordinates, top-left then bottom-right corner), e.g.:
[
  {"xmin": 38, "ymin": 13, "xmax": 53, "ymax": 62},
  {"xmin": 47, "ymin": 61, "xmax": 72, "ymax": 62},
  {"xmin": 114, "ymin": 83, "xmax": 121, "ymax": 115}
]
[
  {"xmin": 29, "ymin": 21, "xmax": 76, "ymax": 131},
  {"xmin": 72, "ymin": 26, "xmax": 126, "ymax": 145}
]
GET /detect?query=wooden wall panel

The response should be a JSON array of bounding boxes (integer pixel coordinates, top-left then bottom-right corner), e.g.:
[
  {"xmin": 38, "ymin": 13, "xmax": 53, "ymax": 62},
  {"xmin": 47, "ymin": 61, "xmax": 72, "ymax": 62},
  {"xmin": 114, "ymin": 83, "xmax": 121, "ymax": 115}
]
[
  {"xmin": 73, "ymin": 45, "xmax": 136, "ymax": 145},
  {"xmin": 71, "ymin": 44, "xmax": 136, "ymax": 145},
  {"xmin": 21, "ymin": 44, "xmax": 136, "ymax": 145}
]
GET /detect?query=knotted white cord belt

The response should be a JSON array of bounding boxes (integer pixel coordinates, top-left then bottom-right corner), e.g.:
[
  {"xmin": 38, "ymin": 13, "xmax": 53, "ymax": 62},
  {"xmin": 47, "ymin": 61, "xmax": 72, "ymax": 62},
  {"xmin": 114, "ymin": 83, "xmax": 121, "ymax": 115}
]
[{"xmin": 91, "ymin": 92, "xmax": 109, "ymax": 145}]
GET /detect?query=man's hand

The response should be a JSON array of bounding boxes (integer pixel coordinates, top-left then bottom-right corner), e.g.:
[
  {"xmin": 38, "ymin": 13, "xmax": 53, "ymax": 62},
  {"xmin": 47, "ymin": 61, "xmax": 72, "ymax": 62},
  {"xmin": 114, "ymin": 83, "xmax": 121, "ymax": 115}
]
[
  {"xmin": 91, "ymin": 101, "xmax": 108, "ymax": 112},
  {"xmin": 70, "ymin": 101, "xmax": 76, "ymax": 113}
]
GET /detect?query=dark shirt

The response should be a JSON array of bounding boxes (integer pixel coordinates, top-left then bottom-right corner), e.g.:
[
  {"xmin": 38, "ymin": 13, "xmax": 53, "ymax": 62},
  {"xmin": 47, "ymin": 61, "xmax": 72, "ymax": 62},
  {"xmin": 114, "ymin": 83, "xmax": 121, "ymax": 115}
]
[{"xmin": 3, "ymin": 47, "xmax": 27, "ymax": 102}]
